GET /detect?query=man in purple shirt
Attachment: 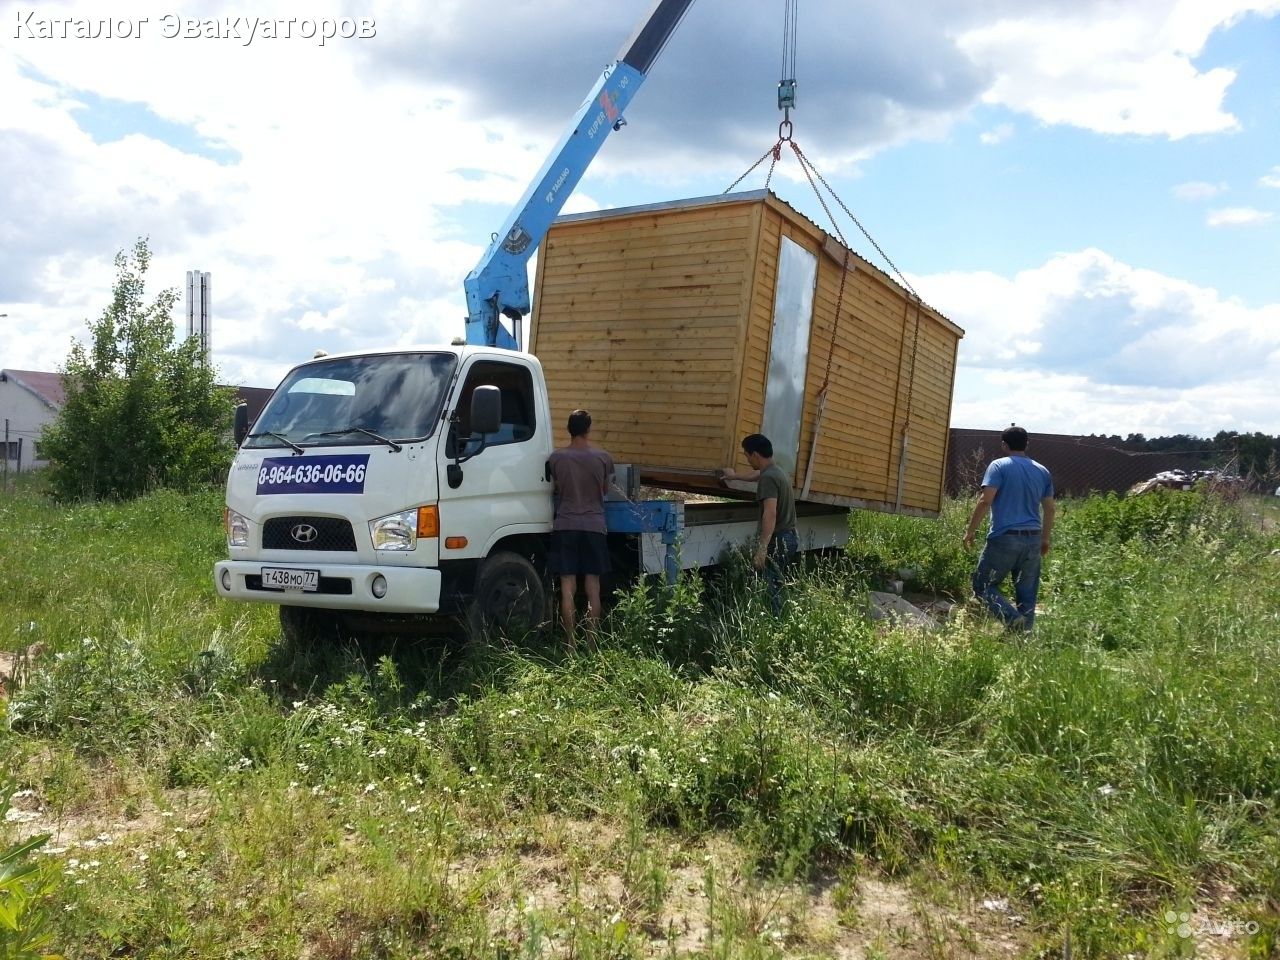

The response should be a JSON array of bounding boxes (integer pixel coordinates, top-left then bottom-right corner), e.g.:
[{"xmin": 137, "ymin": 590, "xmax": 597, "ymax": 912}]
[
  {"xmin": 963, "ymin": 425, "xmax": 1056, "ymax": 631},
  {"xmin": 548, "ymin": 409, "xmax": 614, "ymax": 645}
]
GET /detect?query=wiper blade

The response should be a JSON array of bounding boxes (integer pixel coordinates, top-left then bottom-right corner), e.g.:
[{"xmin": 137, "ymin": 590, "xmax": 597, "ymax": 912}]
[
  {"xmin": 246, "ymin": 431, "xmax": 304, "ymax": 455},
  {"xmin": 307, "ymin": 427, "xmax": 403, "ymax": 452}
]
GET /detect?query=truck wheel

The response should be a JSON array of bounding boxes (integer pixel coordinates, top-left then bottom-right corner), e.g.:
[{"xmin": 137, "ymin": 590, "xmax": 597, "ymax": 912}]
[
  {"xmin": 468, "ymin": 551, "xmax": 546, "ymax": 641},
  {"xmin": 279, "ymin": 606, "xmax": 339, "ymax": 646}
]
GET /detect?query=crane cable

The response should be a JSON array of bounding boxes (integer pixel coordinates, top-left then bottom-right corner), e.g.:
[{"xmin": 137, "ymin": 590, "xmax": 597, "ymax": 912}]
[
  {"xmin": 779, "ymin": 0, "xmax": 798, "ymax": 140},
  {"xmin": 722, "ymin": 0, "xmax": 799, "ymax": 195},
  {"xmin": 723, "ymin": 0, "xmax": 927, "ymax": 507}
]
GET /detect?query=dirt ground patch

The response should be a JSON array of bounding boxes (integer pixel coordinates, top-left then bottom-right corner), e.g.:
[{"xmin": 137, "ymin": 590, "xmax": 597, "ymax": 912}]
[
  {"xmin": 0, "ymin": 642, "xmax": 43, "ymax": 701},
  {"xmin": 465, "ymin": 818, "xmax": 1031, "ymax": 958},
  {"xmin": 3, "ymin": 778, "xmax": 211, "ymax": 854}
]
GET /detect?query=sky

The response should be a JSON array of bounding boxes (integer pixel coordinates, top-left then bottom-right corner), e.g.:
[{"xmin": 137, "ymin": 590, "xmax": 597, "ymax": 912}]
[{"xmin": 2, "ymin": 0, "xmax": 1278, "ymax": 438}]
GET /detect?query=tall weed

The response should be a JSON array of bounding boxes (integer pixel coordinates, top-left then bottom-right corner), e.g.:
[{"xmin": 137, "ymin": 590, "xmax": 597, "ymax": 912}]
[
  {"xmin": 1056, "ymin": 488, "xmax": 1243, "ymax": 547},
  {"xmin": 0, "ymin": 784, "xmax": 63, "ymax": 960},
  {"xmin": 846, "ymin": 499, "xmax": 973, "ymax": 596}
]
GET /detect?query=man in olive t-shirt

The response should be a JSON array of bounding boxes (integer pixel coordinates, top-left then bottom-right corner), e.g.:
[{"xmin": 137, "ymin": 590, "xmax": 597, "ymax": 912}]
[{"xmin": 721, "ymin": 433, "xmax": 798, "ymax": 613}]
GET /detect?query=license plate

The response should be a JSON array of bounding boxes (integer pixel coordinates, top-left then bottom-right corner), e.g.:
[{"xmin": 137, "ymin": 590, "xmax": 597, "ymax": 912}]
[{"xmin": 261, "ymin": 567, "xmax": 320, "ymax": 591}]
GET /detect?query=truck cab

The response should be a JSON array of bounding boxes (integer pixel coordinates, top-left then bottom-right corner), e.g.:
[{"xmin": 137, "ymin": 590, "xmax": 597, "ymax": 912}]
[{"xmin": 213, "ymin": 344, "xmax": 555, "ymax": 636}]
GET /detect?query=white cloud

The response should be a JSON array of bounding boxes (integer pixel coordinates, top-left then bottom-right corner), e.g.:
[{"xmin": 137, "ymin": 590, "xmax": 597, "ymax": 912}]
[
  {"xmin": 957, "ymin": 0, "xmax": 1280, "ymax": 139},
  {"xmin": 1261, "ymin": 166, "xmax": 1280, "ymax": 188},
  {"xmin": 1172, "ymin": 181, "xmax": 1227, "ymax": 200},
  {"xmin": 0, "ymin": 0, "xmax": 561, "ymax": 387},
  {"xmin": 3, "ymin": 0, "xmax": 1278, "ymax": 432},
  {"xmin": 979, "ymin": 123, "xmax": 1014, "ymax": 145},
  {"xmin": 1206, "ymin": 207, "xmax": 1275, "ymax": 226},
  {"xmin": 951, "ymin": 370, "xmax": 1280, "ymax": 438},
  {"xmin": 918, "ymin": 249, "xmax": 1280, "ymax": 435}
]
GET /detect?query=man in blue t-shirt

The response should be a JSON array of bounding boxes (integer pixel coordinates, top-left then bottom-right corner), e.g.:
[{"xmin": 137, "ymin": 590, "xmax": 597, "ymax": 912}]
[{"xmin": 962, "ymin": 425, "xmax": 1056, "ymax": 631}]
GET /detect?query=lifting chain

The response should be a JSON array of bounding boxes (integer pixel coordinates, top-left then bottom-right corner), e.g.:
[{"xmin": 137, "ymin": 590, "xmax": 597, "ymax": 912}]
[
  {"xmin": 790, "ymin": 141, "xmax": 920, "ymax": 302},
  {"xmin": 722, "ymin": 138, "xmax": 784, "ymax": 195}
]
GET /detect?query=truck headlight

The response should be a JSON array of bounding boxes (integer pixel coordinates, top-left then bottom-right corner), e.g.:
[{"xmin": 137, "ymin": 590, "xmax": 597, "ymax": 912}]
[
  {"xmin": 225, "ymin": 508, "xmax": 249, "ymax": 548},
  {"xmin": 369, "ymin": 506, "xmax": 439, "ymax": 552},
  {"xmin": 370, "ymin": 510, "xmax": 416, "ymax": 551}
]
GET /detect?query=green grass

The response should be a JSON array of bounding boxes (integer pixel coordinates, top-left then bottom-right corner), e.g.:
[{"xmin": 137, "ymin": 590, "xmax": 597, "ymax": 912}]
[{"xmin": 2, "ymin": 479, "xmax": 1279, "ymax": 958}]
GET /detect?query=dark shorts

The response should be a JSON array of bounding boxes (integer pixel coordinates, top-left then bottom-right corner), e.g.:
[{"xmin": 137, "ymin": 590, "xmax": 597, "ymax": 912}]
[{"xmin": 549, "ymin": 530, "xmax": 610, "ymax": 576}]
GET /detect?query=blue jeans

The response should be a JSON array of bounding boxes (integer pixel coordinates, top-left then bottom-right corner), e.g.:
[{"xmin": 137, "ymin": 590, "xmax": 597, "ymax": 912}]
[
  {"xmin": 972, "ymin": 532, "xmax": 1042, "ymax": 629},
  {"xmin": 762, "ymin": 528, "xmax": 799, "ymax": 615}
]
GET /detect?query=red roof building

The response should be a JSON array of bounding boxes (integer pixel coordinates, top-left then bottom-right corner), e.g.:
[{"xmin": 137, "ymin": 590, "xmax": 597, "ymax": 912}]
[{"xmin": 1, "ymin": 368, "xmax": 272, "ymax": 472}]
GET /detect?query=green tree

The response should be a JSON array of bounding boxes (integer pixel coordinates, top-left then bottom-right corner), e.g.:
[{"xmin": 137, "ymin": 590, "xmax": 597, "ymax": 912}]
[{"xmin": 41, "ymin": 239, "xmax": 235, "ymax": 500}]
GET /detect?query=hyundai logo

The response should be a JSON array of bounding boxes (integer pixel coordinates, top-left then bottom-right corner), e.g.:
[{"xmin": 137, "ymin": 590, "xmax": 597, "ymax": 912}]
[{"xmin": 290, "ymin": 523, "xmax": 319, "ymax": 544}]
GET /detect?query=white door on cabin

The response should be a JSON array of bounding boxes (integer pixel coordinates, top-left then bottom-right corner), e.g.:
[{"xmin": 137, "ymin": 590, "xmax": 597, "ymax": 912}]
[{"xmin": 761, "ymin": 236, "xmax": 818, "ymax": 478}]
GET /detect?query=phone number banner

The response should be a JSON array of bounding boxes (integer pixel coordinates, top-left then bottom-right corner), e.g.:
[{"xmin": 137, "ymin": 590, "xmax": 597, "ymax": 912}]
[{"xmin": 256, "ymin": 455, "xmax": 371, "ymax": 494}]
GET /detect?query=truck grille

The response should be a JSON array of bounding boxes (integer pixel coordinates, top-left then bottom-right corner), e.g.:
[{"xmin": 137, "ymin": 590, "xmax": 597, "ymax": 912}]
[{"xmin": 263, "ymin": 516, "xmax": 357, "ymax": 552}]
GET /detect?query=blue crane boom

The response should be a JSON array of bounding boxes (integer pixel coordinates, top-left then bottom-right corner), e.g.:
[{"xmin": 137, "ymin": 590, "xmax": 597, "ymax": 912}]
[{"xmin": 463, "ymin": 0, "xmax": 695, "ymax": 349}]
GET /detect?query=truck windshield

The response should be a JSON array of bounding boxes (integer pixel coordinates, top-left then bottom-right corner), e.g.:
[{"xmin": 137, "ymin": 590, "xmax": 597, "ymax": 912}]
[{"xmin": 244, "ymin": 352, "xmax": 457, "ymax": 449}]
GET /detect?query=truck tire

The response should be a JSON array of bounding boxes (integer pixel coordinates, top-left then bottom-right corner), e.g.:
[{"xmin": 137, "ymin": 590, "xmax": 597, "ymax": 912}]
[
  {"xmin": 279, "ymin": 605, "xmax": 339, "ymax": 646},
  {"xmin": 467, "ymin": 551, "xmax": 547, "ymax": 641}
]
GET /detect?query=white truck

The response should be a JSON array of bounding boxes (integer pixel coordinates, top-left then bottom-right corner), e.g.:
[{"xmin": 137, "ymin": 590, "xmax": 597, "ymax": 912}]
[
  {"xmin": 212, "ymin": 343, "xmax": 850, "ymax": 640},
  {"xmin": 212, "ymin": 0, "xmax": 851, "ymax": 640}
]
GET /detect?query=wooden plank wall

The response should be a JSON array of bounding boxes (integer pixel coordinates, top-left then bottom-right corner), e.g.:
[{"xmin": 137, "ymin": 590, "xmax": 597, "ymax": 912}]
[
  {"xmin": 900, "ymin": 310, "xmax": 958, "ymax": 512},
  {"xmin": 866, "ymin": 297, "xmax": 955, "ymax": 514},
  {"xmin": 530, "ymin": 203, "xmax": 759, "ymax": 470},
  {"xmin": 747, "ymin": 198, "xmax": 962, "ymax": 514},
  {"xmin": 729, "ymin": 203, "xmax": 782, "ymax": 474},
  {"xmin": 531, "ymin": 193, "xmax": 964, "ymax": 513},
  {"xmin": 801, "ymin": 240, "xmax": 907, "ymax": 507}
]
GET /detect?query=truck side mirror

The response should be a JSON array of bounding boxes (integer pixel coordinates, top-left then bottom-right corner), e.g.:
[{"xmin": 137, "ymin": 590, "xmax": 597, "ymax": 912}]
[
  {"xmin": 470, "ymin": 385, "xmax": 502, "ymax": 436},
  {"xmin": 448, "ymin": 386, "xmax": 502, "ymax": 487},
  {"xmin": 234, "ymin": 403, "xmax": 250, "ymax": 446}
]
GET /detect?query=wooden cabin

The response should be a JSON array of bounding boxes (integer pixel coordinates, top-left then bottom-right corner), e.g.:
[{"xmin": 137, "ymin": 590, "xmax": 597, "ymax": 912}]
[{"xmin": 528, "ymin": 190, "xmax": 964, "ymax": 516}]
